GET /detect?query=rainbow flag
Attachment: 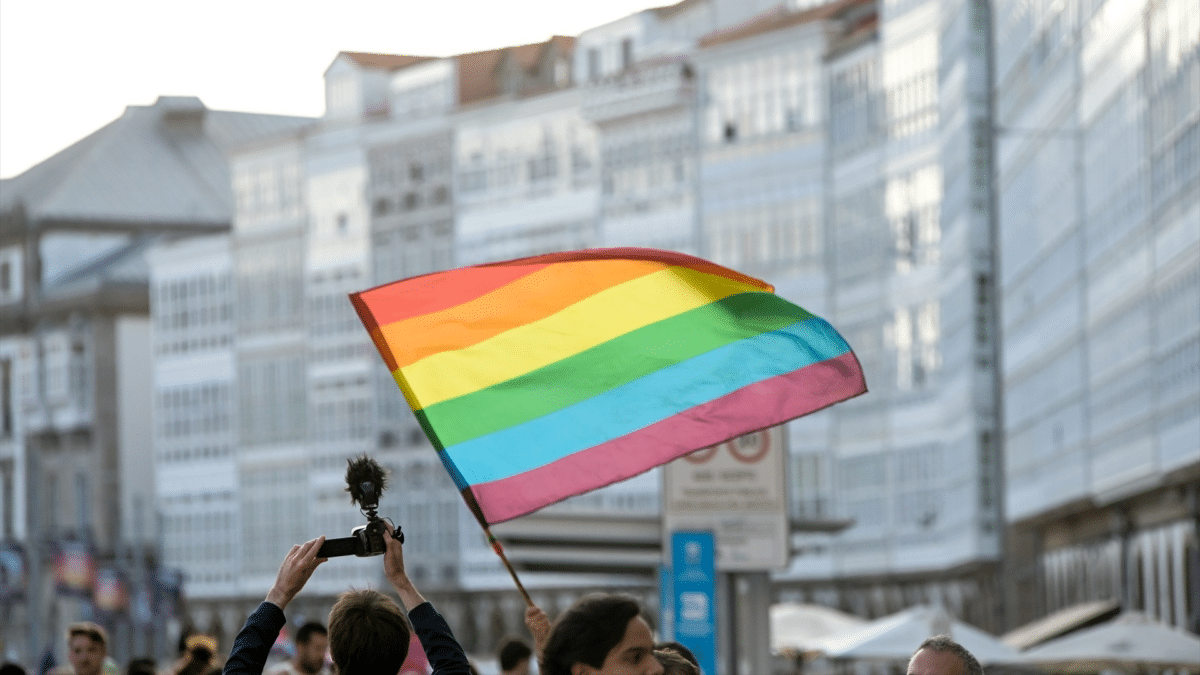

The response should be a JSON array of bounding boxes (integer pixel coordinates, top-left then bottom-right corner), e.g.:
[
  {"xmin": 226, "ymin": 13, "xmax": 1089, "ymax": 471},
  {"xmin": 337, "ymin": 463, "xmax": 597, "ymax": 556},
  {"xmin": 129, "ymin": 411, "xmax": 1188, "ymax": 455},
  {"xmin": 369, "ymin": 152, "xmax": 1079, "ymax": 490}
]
[{"xmin": 351, "ymin": 248, "xmax": 866, "ymax": 523}]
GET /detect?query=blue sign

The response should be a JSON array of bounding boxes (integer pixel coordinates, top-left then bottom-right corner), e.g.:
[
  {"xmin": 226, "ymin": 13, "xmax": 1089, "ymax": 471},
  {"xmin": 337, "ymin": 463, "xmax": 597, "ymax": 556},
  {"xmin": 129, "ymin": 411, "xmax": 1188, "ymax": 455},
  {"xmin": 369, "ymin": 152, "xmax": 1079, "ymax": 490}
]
[{"xmin": 671, "ymin": 531, "xmax": 717, "ymax": 675}]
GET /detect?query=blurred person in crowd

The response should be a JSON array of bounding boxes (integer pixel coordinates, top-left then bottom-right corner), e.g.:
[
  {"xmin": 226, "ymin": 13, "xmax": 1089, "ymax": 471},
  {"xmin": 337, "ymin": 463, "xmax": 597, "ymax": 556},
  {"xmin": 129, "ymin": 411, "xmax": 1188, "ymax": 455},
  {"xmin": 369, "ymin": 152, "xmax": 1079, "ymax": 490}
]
[
  {"xmin": 906, "ymin": 636, "xmax": 983, "ymax": 675},
  {"xmin": 497, "ymin": 637, "xmax": 532, "ymax": 675},
  {"xmin": 66, "ymin": 623, "xmax": 107, "ymax": 675},
  {"xmin": 266, "ymin": 623, "xmax": 327, "ymax": 675},
  {"xmin": 176, "ymin": 636, "xmax": 217, "ymax": 675},
  {"xmin": 541, "ymin": 594, "xmax": 663, "ymax": 675},
  {"xmin": 652, "ymin": 650, "xmax": 697, "ymax": 675},
  {"xmin": 1, "ymin": 662, "xmax": 28, "ymax": 675},
  {"xmin": 223, "ymin": 523, "xmax": 469, "ymax": 675}
]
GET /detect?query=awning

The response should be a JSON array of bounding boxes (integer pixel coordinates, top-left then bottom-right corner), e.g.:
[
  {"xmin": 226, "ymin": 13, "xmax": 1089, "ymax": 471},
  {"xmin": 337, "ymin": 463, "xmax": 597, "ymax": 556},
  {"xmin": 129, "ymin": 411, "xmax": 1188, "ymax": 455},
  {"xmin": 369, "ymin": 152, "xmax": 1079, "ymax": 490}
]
[{"xmin": 1001, "ymin": 599, "xmax": 1121, "ymax": 651}]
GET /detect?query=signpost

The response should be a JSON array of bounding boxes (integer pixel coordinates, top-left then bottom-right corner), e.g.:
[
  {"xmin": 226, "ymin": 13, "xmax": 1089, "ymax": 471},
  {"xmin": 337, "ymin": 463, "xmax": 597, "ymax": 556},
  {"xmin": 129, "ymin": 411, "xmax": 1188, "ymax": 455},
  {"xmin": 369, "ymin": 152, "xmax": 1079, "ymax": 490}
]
[{"xmin": 663, "ymin": 426, "xmax": 788, "ymax": 674}]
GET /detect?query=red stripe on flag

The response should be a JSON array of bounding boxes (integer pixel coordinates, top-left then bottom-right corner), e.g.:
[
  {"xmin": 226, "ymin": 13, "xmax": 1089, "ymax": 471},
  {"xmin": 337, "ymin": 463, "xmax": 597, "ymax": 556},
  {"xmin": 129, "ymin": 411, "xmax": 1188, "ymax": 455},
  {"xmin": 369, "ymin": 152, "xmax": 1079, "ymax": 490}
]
[{"xmin": 351, "ymin": 264, "xmax": 551, "ymax": 329}]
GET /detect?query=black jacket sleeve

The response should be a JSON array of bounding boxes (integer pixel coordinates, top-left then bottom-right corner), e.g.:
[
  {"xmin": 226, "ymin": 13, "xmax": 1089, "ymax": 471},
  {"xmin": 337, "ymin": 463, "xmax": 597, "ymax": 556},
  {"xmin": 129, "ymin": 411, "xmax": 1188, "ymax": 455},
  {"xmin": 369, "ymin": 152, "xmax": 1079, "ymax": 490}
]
[
  {"xmin": 408, "ymin": 602, "xmax": 472, "ymax": 675},
  {"xmin": 223, "ymin": 602, "xmax": 286, "ymax": 675}
]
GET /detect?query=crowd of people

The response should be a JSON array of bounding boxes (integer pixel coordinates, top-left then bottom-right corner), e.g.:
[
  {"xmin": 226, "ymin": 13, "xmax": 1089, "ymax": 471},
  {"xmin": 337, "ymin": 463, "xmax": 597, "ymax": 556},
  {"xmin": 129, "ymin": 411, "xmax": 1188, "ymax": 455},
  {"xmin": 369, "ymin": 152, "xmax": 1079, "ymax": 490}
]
[{"xmin": 6, "ymin": 526, "xmax": 984, "ymax": 675}]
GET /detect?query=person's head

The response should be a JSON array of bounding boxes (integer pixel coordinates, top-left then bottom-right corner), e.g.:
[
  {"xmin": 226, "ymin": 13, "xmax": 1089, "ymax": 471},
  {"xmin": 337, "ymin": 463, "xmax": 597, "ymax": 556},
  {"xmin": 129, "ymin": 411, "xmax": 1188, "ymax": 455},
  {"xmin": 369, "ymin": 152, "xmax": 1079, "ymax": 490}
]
[
  {"xmin": 907, "ymin": 636, "xmax": 983, "ymax": 675},
  {"xmin": 66, "ymin": 623, "xmax": 108, "ymax": 675},
  {"xmin": 176, "ymin": 636, "xmax": 216, "ymax": 675},
  {"xmin": 326, "ymin": 589, "xmax": 411, "ymax": 675},
  {"xmin": 497, "ymin": 638, "xmax": 533, "ymax": 675},
  {"xmin": 653, "ymin": 644, "xmax": 698, "ymax": 672},
  {"xmin": 542, "ymin": 594, "xmax": 663, "ymax": 675},
  {"xmin": 293, "ymin": 622, "xmax": 329, "ymax": 675},
  {"xmin": 2, "ymin": 662, "xmax": 29, "ymax": 675},
  {"xmin": 652, "ymin": 650, "xmax": 698, "ymax": 675}
]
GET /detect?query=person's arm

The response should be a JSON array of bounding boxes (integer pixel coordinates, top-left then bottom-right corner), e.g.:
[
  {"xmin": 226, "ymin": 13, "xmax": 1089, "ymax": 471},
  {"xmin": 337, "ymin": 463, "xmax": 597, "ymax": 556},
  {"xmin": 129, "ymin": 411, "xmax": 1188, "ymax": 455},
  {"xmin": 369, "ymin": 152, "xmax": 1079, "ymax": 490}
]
[
  {"xmin": 383, "ymin": 523, "xmax": 471, "ymax": 675},
  {"xmin": 224, "ymin": 537, "xmax": 326, "ymax": 675},
  {"xmin": 222, "ymin": 603, "xmax": 285, "ymax": 675}
]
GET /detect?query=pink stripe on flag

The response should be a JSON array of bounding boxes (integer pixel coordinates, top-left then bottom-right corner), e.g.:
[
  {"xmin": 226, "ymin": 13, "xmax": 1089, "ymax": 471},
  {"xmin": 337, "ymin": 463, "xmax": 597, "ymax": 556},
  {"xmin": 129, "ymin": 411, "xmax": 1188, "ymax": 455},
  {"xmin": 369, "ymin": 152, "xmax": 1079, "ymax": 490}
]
[{"xmin": 467, "ymin": 351, "xmax": 866, "ymax": 523}]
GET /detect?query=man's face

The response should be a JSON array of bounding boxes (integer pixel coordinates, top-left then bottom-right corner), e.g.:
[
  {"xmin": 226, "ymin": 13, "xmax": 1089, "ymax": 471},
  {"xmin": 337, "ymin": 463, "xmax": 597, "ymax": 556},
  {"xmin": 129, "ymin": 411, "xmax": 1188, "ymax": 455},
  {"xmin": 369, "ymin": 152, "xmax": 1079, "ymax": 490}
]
[
  {"xmin": 295, "ymin": 633, "xmax": 329, "ymax": 675},
  {"xmin": 68, "ymin": 635, "xmax": 106, "ymax": 675},
  {"xmin": 907, "ymin": 648, "xmax": 966, "ymax": 675}
]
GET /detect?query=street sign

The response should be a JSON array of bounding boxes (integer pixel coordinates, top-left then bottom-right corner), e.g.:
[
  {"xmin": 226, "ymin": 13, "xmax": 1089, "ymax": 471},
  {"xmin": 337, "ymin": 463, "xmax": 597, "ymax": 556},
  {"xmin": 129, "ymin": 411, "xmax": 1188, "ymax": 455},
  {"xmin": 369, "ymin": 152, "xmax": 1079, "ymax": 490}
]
[
  {"xmin": 663, "ymin": 426, "xmax": 789, "ymax": 570},
  {"xmin": 670, "ymin": 531, "xmax": 717, "ymax": 675}
]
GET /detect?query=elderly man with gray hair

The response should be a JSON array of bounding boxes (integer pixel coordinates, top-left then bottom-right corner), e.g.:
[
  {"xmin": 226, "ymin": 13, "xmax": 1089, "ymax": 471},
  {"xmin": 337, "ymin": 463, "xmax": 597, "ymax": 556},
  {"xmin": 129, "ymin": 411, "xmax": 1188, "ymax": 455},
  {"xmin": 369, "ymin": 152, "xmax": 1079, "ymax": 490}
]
[{"xmin": 906, "ymin": 635, "xmax": 984, "ymax": 675}]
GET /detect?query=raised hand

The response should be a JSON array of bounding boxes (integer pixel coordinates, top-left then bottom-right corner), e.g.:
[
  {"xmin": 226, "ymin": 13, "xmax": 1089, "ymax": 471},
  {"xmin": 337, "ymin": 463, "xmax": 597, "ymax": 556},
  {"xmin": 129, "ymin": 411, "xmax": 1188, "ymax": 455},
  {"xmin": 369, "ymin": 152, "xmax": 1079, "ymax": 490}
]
[
  {"xmin": 384, "ymin": 521, "xmax": 426, "ymax": 610},
  {"xmin": 265, "ymin": 536, "xmax": 327, "ymax": 610},
  {"xmin": 525, "ymin": 605, "xmax": 551, "ymax": 654}
]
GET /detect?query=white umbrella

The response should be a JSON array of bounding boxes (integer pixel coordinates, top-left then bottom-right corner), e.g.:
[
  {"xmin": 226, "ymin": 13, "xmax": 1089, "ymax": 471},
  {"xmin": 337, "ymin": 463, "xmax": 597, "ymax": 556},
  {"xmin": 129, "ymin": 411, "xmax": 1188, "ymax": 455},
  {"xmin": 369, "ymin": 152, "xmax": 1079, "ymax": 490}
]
[
  {"xmin": 1023, "ymin": 612, "xmax": 1200, "ymax": 672},
  {"xmin": 817, "ymin": 604, "xmax": 1025, "ymax": 665},
  {"xmin": 770, "ymin": 602, "xmax": 867, "ymax": 653}
]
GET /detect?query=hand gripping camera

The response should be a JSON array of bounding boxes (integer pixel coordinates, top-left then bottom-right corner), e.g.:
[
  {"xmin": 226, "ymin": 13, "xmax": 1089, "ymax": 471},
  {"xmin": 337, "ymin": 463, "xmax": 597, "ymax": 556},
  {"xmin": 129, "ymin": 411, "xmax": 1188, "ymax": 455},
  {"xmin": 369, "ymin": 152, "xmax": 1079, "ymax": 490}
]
[{"xmin": 317, "ymin": 455, "xmax": 404, "ymax": 558}]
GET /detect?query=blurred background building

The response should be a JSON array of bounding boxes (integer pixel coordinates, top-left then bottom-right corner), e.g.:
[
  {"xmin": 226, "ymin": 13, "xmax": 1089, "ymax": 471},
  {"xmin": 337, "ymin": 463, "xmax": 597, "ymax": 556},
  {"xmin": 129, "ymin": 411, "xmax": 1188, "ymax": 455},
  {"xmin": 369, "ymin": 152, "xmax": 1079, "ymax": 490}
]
[
  {"xmin": 1, "ymin": 0, "xmax": 1196, "ymax": 666},
  {"xmin": 995, "ymin": 0, "xmax": 1198, "ymax": 629},
  {"xmin": 700, "ymin": 0, "xmax": 1010, "ymax": 628},
  {"xmin": 0, "ymin": 96, "xmax": 311, "ymax": 663}
]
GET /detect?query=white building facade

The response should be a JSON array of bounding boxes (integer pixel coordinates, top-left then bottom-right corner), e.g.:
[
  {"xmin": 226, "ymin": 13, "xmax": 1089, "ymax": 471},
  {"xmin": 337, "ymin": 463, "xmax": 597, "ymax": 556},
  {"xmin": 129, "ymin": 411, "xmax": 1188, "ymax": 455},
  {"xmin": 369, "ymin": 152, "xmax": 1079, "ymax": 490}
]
[
  {"xmin": 149, "ymin": 235, "xmax": 240, "ymax": 607},
  {"xmin": 995, "ymin": 0, "xmax": 1199, "ymax": 630},
  {"xmin": 677, "ymin": 0, "xmax": 1009, "ymax": 629},
  {"xmin": 455, "ymin": 87, "xmax": 600, "ymax": 265}
]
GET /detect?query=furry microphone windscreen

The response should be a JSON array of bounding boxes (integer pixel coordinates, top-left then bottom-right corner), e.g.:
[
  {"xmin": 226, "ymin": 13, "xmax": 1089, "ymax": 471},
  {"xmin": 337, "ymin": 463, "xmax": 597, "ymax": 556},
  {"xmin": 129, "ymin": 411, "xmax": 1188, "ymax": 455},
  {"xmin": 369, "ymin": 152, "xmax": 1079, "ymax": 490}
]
[{"xmin": 344, "ymin": 455, "xmax": 388, "ymax": 506}]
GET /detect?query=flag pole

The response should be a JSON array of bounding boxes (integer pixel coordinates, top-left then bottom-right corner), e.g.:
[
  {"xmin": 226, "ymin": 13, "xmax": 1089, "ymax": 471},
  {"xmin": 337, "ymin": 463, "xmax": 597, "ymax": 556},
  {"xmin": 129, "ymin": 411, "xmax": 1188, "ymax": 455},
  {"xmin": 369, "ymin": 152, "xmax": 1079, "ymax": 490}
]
[{"xmin": 461, "ymin": 489, "xmax": 533, "ymax": 606}]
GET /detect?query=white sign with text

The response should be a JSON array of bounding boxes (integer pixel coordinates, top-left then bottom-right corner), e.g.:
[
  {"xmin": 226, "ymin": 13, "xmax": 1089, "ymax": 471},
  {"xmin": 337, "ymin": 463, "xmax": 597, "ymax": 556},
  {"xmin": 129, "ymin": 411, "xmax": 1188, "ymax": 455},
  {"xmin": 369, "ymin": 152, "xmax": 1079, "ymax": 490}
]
[{"xmin": 663, "ymin": 426, "xmax": 789, "ymax": 570}]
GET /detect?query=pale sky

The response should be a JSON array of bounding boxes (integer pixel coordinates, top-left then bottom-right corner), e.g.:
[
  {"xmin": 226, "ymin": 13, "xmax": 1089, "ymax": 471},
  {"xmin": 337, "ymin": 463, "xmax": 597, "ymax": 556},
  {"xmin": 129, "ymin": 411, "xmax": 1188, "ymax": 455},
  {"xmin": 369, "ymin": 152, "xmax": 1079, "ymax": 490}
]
[{"xmin": 0, "ymin": 0, "xmax": 663, "ymax": 179}]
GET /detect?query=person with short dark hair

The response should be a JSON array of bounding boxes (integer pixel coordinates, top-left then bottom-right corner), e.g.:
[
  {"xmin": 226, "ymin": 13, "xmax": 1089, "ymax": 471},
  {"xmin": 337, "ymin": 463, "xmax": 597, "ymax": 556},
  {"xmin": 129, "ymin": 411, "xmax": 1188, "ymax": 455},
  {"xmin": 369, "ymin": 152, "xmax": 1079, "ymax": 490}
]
[
  {"xmin": 267, "ymin": 622, "xmax": 327, "ymax": 675},
  {"xmin": 223, "ymin": 523, "xmax": 469, "ymax": 675},
  {"xmin": 906, "ymin": 636, "xmax": 984, "ymax": 675},
  {"xmin": 66, "ymin": 623, "xmax": 108, "ymax": 675},
  {"xmin": 497, "ymin": 637, "xmax": 533, "ymax": 675},
  {"xmin": 541, "ymin": 594, "xmax": 663, "ymax": 675},
  {"xmin": 326, "ymin": 590, "xmax": 412, "ymax": 675}
]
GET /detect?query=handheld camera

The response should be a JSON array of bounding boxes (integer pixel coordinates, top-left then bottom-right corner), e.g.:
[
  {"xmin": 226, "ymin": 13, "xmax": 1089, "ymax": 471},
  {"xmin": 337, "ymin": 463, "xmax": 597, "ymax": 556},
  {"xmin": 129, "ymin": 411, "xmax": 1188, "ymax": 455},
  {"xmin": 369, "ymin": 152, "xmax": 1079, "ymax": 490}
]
[{"xmin": 316, "ymin": 455, "xmax": 404, "ymax": 558}]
